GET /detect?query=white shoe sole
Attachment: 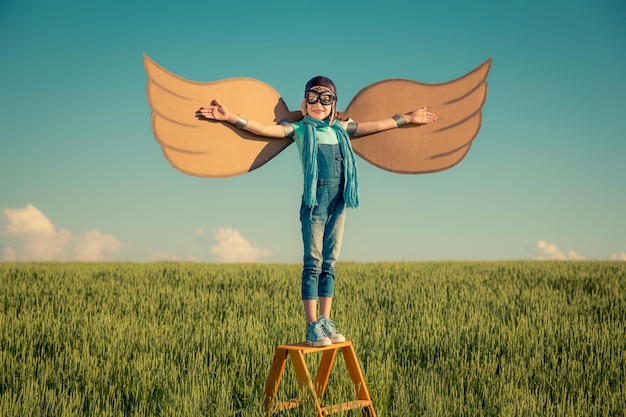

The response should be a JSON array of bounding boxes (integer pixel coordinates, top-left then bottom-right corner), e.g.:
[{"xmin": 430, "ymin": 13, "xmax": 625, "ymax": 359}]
[{"xmin": 306, "ymin": 339, "xmax": 332, "ymax": 347}]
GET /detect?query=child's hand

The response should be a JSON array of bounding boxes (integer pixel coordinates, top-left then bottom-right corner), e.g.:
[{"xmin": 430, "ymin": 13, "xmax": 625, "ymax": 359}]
[
  {"xmin": 196, "ymin": 100, "xmax": 231, "ymax": 122},
  {"xmin": 406, "ymin": 107, "xmax": 438, "ymax": 124}
]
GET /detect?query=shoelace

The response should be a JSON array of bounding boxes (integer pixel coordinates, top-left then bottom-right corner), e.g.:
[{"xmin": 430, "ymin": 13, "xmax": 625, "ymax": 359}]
[
  {"xmin": 309, "ymin": 323, "xmax": 326, "ymax": 337},
  {"xmin": 320, "ymin": 317, "xmax": 337, "ymax": 329}
]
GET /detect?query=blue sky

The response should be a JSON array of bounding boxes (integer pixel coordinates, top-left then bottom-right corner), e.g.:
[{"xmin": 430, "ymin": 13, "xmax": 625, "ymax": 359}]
[{"xmin": 1, "ymin": 0, "xmax": 624, "ymax": 262}]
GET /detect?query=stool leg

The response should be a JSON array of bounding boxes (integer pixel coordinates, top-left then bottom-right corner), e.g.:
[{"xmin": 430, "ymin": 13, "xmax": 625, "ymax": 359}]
[
  {"xmin": 341, "ymin": 343, "xmax": 376, "ymax": 416},
  {"xmin": 289, "ymin": 350, "xmax": 325, "ymax": 417},
  {"xmin": 313, "ymin": 348, "xmax": 338, "ymax": 398},
  {"xmin": 263, "ymin": 348, "xmax": 288, "ymax": 415}
]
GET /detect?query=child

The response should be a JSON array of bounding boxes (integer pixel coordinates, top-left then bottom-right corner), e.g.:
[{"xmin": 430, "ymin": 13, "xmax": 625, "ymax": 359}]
[{"xmin": 197, "ymin": 76, "xmax": 438, "ymax": 347}]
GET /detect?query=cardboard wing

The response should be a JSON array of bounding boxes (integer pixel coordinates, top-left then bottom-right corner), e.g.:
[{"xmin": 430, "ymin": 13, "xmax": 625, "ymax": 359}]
[
  {"xmin": 144, "ymin": 54, "xmax": 298, "ymax": 178},
  {"xmin": 346, "ymin": 59, "xmax": 491, "ymax": 173}
]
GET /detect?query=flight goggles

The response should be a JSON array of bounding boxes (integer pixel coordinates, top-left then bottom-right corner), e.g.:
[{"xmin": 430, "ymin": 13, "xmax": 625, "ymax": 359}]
[{"xmin": 305, "ymin": 89, "xmax": 337, "ymax": 106}]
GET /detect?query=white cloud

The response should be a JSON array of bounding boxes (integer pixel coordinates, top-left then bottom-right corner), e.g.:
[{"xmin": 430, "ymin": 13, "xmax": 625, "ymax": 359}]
[
  {"xmin": 72, "ymin": 230, "xmax": 122, "ymax": 261},
  {"xmin": 535, "ymin": 240, "xmax": 586, "ymax": 261},
  {"xmin": 3, "ymin": 203, "xmax": 56, "ymax": 236},
  {"xmin": 1, "ymin": 204, "xmax": 121, "ymax": 262},
  {"xmin": 611, "ymin": 252, "xmax": 626, "ymax": 261},
  {"xmin": 210, "ymin": 227, "xmax": 270, "ymax": 262}
]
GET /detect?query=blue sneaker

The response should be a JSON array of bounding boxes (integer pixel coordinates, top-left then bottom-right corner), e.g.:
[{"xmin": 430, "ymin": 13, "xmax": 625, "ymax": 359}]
[
  {"xmin": 306, "ymin": 321, "xmax": 332, "ymax": 347},
  {"xmin": 318, "ymin": 316, "xmax": 346, "ymax": 343}
]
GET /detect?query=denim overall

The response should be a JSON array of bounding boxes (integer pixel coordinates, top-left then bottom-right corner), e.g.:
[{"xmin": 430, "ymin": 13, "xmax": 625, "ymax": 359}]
[{"xmin": 300, "ymin": 144, "xmax": 346, "ymax": 300}]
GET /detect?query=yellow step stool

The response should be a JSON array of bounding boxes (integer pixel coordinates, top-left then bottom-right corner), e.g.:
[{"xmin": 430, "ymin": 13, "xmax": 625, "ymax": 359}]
[{"xmin": 263, "ymin": 341, "xmax": 376, "ymax": 416}]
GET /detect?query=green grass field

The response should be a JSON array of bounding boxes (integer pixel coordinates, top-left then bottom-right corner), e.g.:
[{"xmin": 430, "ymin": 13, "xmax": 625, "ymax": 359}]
[{"xmin": 1, "ymin": 262, "xmax": 624, "ymax": 416}]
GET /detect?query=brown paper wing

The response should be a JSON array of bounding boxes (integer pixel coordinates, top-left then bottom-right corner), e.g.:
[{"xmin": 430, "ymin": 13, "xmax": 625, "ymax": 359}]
[
  {"xmin": 143, "ymin": 54, "xmax": 300, "ymax": 177},
  {"xmin": 345, "ymin": 58, "xmax": 492, "ymax": 174}
]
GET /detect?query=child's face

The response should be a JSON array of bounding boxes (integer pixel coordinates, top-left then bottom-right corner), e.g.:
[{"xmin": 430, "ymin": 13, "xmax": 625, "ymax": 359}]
[{"xmin": 305, "ymin": 87, "xmax": 334, "ymax": 121}]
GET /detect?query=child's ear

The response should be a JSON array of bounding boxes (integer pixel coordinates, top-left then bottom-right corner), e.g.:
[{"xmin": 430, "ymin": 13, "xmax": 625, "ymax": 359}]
[{"xmin": 300, "ymin": 100, "xmax": 308, "ymax": 116}]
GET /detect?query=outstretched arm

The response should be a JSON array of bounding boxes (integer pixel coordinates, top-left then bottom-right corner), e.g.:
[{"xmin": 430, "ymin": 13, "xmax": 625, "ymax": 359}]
[
  {"xmin": 196, "ymin": 100, "xmax": 289, "ymax": 138},
  {"xmin": 347, "ymin": 107, "xmax": 438, "ymax": 136}
]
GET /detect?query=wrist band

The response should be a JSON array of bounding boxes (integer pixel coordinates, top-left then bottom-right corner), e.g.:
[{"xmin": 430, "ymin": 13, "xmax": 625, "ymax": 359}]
[
  {"xmin": 279, "ymin": 120, "xmax": 294, "ymax": 137},
  {"xmin": 393, "ymin": 114, "xmax": 407, "ymax": 127},
  {"xmin": 235, "ymin": 115, "xmax": 248, "ymax": 129},
  {"xmin": 346, "ymin": 121, "xmax": 358, "ymax": 135}
]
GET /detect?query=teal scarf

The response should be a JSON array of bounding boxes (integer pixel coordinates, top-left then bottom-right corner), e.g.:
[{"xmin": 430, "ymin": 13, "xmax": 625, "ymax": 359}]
[{"xmin": 302, "ymin": 115, "xmax": 359, "ymax": 208}]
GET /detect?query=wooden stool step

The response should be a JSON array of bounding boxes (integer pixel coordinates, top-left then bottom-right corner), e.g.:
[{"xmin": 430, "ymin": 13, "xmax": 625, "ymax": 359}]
[{"xmin": 263, "ymin": 341, "xmax": 376, "ymax": 417}]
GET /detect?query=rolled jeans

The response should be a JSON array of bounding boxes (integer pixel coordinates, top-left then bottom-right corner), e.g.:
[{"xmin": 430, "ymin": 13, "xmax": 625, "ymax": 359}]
[{"xmin": 300, "ymin": 144, "xmax": 346, "ymax": 300}]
